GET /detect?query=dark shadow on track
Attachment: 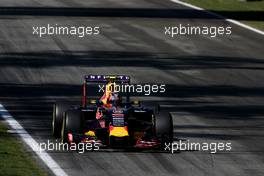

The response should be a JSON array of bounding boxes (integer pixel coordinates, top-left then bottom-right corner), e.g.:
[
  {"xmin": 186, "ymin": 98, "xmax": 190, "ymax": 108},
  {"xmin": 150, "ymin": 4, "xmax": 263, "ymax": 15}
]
[
  {"xmin": 0, "ymin": 7, "xmax": 263, "ymax": 21},
  {"xmin": 0, "ymin": 7, "xmax": 221, "ymax": 19},
  {"xmin": 1, "ymin": 51, "xmax": 264, "ymax": 70}
]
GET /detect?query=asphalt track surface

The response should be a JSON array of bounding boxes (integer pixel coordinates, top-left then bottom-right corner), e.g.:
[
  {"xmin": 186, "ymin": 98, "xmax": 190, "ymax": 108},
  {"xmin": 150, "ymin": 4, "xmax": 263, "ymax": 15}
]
[{"xmin": 0, "ymin": 0, "xmax": 264, "ymax": 176}]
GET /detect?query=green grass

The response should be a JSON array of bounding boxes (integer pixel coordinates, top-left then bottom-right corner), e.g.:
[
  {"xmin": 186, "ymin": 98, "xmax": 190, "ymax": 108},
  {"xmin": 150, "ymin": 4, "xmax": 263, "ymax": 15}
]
[
  {"xmin": 241, "ymin": 20, "xmax": 264, "ymax": 31},
  {"xmin": 182, "ymin": 0, "xmax": 264, "ymax": 30},
  {"xmin": 0, "ymin": 122, "xmax": 47, "ymax": 176}
]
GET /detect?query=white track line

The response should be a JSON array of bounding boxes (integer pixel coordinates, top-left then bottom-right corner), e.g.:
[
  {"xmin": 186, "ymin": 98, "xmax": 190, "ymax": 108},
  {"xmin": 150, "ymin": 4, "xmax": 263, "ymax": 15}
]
[
  {"xmin": 0, "ymin": 103, "xmax": 68, "ymax": 176},
  {"xmin": 170, "ymin": 0, "xmax": 264, "ymax": 36}
]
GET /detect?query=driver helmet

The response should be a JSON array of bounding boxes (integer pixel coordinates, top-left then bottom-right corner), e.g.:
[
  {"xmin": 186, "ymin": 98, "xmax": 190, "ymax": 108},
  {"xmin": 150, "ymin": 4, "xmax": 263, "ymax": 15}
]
[{"xmin": 108, "ymin": 92, "xmax": 121, "ymax": 106}]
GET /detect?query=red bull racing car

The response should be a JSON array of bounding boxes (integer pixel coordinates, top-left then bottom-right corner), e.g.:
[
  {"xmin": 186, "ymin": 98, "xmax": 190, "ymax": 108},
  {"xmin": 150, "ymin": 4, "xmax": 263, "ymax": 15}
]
[{"xmin": 52, "ymin": 75, "xmax": 173, "ymax": 149}]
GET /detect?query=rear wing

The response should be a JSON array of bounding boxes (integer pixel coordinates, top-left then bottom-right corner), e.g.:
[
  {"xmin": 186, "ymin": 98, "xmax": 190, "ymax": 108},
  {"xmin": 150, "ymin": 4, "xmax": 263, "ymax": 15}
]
[
  {"xmin": 84, "ymin": 75, "xmax": 130, "ymax": 84},
  {"xmin": 82, "ymin": 75, "xmax": 130, "ymax": 107}
]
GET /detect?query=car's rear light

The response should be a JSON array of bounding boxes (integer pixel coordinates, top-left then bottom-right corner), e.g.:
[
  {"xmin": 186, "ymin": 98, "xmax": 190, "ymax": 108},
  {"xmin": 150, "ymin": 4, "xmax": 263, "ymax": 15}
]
[{"xmin": 68, "ymin": 133, "xmax": 73, "ymax": 143}]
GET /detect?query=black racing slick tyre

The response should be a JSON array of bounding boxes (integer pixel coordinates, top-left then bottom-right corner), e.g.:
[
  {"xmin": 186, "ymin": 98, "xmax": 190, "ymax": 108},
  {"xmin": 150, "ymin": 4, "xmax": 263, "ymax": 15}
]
[
  {"xmin": 155, "ymin": 112, "xmax": 173, "ymax": 145},
  {"xmin": 61, "ymin": 110, "xmax": 82, "ymax": 143},
  {"xmin": 52, "ymin": 102, "xmax": 71, "ymax": 138}
]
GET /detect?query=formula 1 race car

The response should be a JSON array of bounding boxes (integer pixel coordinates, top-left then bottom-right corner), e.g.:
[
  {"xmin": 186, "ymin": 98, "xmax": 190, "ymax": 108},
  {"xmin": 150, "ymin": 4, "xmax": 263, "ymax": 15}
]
[{"xmin": 52, "ymin": 75, "xmax": 173, "ymax": 149}]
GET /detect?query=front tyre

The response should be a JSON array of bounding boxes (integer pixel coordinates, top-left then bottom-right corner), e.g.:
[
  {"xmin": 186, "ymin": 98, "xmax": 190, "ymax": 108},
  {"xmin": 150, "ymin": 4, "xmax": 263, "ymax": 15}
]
[
  {"xmin": 154, "ymin": 112, "xmax": 173, "ymax": 145},
  {"xmin": 52, "ymin": 102, "xmax": 71, "ymax": 138}
]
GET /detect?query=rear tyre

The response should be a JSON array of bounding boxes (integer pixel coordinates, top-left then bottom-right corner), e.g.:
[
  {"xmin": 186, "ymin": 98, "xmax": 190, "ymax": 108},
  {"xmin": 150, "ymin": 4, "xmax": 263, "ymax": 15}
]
[
  {"xmin": 154, "ymin": 112, "xmax": 173, "ymax": 145},
  {"xmin": 61, "ymin": 110, "xmax": 82, "ymax": 143},
  {"xmin": 52, "ymin": 102, "xmax": 71, "ymax": 138}
]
